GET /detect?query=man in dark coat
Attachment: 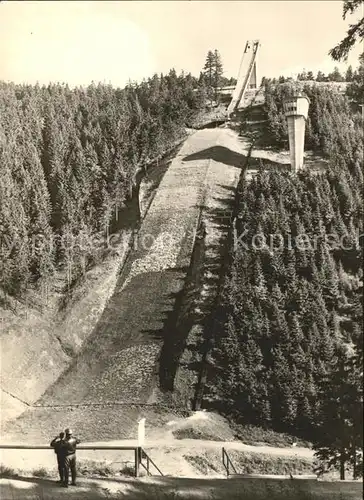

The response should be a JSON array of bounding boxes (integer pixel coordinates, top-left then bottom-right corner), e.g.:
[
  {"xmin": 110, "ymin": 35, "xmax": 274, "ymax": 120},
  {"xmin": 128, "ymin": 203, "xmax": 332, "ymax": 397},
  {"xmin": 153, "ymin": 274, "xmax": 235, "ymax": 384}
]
[
  {"xmin": 50, "ymin": 431, "xmax": 66, "ymax": 483},
  {"xmin": 62, "ymin": 428, "xmax": 81, "ymax": 487}
]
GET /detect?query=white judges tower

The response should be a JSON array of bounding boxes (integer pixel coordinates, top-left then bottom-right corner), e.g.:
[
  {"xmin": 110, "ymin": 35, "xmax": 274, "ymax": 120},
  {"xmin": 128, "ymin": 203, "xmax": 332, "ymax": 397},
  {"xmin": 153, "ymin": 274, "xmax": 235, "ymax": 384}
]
[{"xmin": 283, "ymin": 92, "xmax": 310, "ymax": 172}]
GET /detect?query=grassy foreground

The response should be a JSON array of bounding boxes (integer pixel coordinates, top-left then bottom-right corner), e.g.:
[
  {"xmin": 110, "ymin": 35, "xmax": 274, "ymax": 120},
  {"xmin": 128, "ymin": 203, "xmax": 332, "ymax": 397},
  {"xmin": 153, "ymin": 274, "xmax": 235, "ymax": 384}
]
[{"xmin": 0, "ymin": 475, "xmax": 362, "ymax": 500}]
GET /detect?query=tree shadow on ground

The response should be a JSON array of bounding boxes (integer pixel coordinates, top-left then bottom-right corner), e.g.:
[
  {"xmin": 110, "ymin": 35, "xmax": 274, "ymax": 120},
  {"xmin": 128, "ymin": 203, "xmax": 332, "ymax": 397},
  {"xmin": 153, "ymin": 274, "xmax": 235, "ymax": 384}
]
[
  {"xmin": 183, "ymin": 144, "xmax": 289, "ymax": 174},
  {"xmin": 2, "ymin": 475, "xmax": 362, "ymax": 500},
  {"xmin": 0, "ymin": 475, "xmax": 111, "ymax": 500},
  {"xmin": 183, "ymin": 145, "xmax": 248, "ymax": 169}
]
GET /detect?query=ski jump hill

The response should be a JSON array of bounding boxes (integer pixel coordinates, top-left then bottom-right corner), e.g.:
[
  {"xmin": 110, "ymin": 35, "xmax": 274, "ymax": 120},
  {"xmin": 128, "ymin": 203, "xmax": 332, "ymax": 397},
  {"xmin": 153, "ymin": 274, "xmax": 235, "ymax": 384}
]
[{"xmin": 3, "ymin": 127, "xmax": 248, "ymax": 442}]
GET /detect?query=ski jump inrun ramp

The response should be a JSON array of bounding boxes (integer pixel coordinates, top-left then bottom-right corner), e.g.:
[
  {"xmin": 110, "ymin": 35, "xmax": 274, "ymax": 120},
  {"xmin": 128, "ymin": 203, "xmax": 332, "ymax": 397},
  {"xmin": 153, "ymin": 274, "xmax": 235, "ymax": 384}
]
[{"xmin": 227, "ymin": 40, "xmax": 260, "ymax": 117}]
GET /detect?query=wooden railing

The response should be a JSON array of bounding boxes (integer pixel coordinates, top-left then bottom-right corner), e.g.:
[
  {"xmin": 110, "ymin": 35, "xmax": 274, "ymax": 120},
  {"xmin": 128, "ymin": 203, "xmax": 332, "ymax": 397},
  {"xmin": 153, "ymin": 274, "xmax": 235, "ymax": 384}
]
[
  {"xmin": 139, "ymin": 448, "xmax": 163, "ymax": 476},
  {"xmin": 0, "ymin": 444, "xmax": 162, "ymax": 478},
  {"xmin": 222, "ymin": 447, "xmax": 238, "ymax": 476}
]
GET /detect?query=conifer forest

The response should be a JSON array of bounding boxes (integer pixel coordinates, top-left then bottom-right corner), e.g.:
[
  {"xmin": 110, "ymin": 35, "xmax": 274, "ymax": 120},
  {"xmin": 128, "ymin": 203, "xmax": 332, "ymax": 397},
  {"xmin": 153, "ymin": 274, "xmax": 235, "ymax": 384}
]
[
  {"xmin": 0, "ymin": 72, "xmax": 206, "ymax": 296},
  {"xmin": 209, "ymin": 81, "xmax": 363, "ymax": 476}
]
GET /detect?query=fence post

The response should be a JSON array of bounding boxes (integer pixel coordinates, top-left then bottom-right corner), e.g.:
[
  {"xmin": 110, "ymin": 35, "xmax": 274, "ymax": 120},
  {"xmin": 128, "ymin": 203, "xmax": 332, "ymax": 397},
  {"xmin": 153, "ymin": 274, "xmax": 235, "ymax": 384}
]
[{"xmin": 134, "ymin": 448, "xmax": 140, "ymax": 477}]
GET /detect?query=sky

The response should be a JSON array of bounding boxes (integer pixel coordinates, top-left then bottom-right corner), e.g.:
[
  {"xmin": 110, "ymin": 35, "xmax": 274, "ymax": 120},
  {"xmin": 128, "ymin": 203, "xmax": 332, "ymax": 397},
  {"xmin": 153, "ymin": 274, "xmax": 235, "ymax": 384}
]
[{"xmin": 0, "ymin": 1, "xmax": 363, "ymax": 88}]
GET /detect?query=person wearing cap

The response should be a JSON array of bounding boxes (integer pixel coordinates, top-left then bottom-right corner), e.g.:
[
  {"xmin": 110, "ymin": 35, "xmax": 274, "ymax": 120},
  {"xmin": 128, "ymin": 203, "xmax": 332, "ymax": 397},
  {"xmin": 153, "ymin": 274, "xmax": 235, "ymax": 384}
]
[
  {"xmin": 50, "ymin": 431, "xmax": 66, "ymax": 483},
  {"xmin": 62, "ymin": 428, "xmax": 81, "ymax": 487}
]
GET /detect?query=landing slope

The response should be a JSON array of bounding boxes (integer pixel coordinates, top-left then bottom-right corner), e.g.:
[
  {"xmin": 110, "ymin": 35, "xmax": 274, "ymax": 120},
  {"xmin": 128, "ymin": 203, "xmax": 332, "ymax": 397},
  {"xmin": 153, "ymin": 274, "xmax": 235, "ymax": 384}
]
[{"xmin": 4, "ymin": 128, "xmax": 248, "ymax": 442}]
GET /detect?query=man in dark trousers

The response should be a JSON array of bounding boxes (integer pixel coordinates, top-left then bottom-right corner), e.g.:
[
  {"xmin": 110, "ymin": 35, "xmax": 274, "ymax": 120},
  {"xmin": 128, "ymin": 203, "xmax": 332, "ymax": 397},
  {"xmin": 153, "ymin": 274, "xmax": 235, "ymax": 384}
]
[
  {"xmin": 50, "ymin": 431, "xmax": 66, "ymax": 483},
  {"xmin": 62, "ymin": 428, "xmax": 81, "ymax": 487}
]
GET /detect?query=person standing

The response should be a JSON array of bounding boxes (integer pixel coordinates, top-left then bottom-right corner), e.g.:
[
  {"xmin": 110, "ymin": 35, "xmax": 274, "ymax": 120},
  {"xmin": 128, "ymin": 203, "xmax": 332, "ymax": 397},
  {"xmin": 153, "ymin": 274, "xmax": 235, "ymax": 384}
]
[
  {"xmin": 50, "ymin": 431, "xmax": 66, "ymax": 483},
  {"xmin": 62, "ymin": 428, "xmax": 81, "ymax": 487}
]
